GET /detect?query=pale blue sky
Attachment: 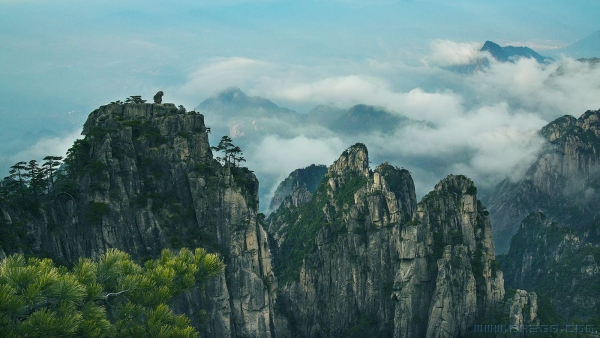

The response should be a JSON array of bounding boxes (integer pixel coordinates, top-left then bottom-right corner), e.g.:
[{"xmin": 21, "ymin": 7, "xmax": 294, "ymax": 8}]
[{"xmin": 1, "ymin": 0, "xmax": 599, "ymax": 198}]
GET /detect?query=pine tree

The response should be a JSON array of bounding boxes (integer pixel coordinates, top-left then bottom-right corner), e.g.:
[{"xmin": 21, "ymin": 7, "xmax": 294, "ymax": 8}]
[
  {"xmin": 0, "ymin": 247, "xmax": 224, "ymax": 337},
  {"xmin": 64, "ymin": 139, "xmax": 89, "ymax": 179},
  {"xmin": 42, "ymin": 156, "xmax": 63, "ymax": 193},
  {"xmin": 210, "ymin": 136, "xmax": 246, "ymax": 167},
  {"xmin": 24, "ymin": 160, "xmax": 46, "ymax": 201},
  {"xmin": 125, "ymin": 96, "xmax": 146, "ymax": 104},
  {"xmin": 8, "ymin": 161, "xmax": 27, "ymax": 201}
]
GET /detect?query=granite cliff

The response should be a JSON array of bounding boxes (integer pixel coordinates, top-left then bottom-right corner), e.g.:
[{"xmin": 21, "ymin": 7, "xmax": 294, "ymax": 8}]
[
  {"xmin": 268, "ymin": 144, "xmax": 505, "ymax": 337},
  {"xmin": 485, "ymin": 109, "xmax": 600, "ymax": 253},
  {"xmin": 0, "ymin": 102, "xmax": 282, "ymax": 337}
]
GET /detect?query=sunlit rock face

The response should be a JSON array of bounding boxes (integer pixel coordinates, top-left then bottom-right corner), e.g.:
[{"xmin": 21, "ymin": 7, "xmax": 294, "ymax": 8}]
[{"xmin": 268, "ymin": 143, "xmax": 504, "ymax": 338}]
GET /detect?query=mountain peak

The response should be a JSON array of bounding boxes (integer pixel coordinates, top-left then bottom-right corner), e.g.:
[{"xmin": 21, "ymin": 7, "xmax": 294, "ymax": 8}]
[
  {"xmin": 481, "ymin": 40, "xmax": 553, "ymax": 64},
  {"xmin": 434, "ymin": 174, "xmax": 477, "ymax": 195},
  {"xmin": 539, "ymin": 115, "xmax": 577, "ymax": 141},
  {"xmin": 197, "ymin": 87, "xmax": 286, "ymax": 115},
  {"xmin": 556, "ymin": 29, "xmax": 600, "ymax": 58},
  {"xmin": 216, "ymin": 87, "xmax": 248, "ymax": 101},
  {"xmin": 481, "ymin": 40, "xmax": 502, "ymax": 53},
  {"xmin": 329, "ymin": 143, "xmax": 370, "ymax": 177}
]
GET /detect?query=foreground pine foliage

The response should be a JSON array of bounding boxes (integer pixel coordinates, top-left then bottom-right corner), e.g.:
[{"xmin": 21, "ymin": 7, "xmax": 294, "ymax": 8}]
[{"xmin": 0, "ymin": 248, "xmax": 224, "ymax": 337}]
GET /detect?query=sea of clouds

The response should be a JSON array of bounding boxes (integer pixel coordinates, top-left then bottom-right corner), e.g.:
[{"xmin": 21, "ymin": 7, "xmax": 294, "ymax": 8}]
[
  {"xmin": 5, "ymin": 40, "xmax": 600, "ymax": 212},
  {"xmin": 171, "ymin": 40, "xmax": 600, "ymax": 209}
]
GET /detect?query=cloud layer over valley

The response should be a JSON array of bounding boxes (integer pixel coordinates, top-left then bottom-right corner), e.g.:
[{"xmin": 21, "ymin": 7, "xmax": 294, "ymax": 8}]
[
  {"xmin": 2, "ymin": 0, "xmax": 600, "ymax": 211},
  {"xmin": 180, "ymin": 42, "xmax": 600, "ymax": 210}
]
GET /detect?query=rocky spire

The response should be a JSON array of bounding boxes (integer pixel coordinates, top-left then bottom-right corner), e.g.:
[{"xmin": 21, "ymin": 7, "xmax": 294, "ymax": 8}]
[
  {"xmin": 269, "ymin": 146, "xmax": 504, "ymax": 337},
  {"xmin": 328, "ymin": 143, "xmax": 370, "ymax": 178}
]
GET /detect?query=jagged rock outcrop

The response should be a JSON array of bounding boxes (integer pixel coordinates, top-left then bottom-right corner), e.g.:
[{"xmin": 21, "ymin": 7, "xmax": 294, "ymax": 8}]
[
  {"xmin": 268, "ymin": 143, "xmax": 504, "ymax": 337},
  {"xmin": 504, "ymin": 290, "xmax": 539, "ymax": 330},
  {"xmin": 0, "ymin": 102, "xmax": 282, "ymax": 337},
  {"xmin": 485, "ymin": 109, "xmax": 600, "ymax": 253},
  {"xmin": 500, "ymin": 212, "xmax": 600, "ymax": 321},
  {"xmin": 416, "ymin": 175, "xmax": 504, "ymax": 337}
]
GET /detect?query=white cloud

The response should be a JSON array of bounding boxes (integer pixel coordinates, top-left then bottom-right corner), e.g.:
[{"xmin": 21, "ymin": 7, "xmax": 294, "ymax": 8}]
[
  {"xmin": 246, "ymin": 135, "xmax": 345, "ymax": 177},
  {"xmin": 468, "ymin": 56, "xmax": 600, "ymax": 119},
  {"xmin": 174, "ymin": 41, "xmax": 600, "ymax": 203},
  {"xmin": 266, "ymin": 76, "xmax": 464, "ymax": 123},
  {"xmin": 4, "ymin": 130, "xmax": 82, "ymax": 169},
  {"xmin": 423, "ymin": 40, "xmax": 484, "ymax": 67},
  {"xmin": 245, "ymin": 135, "xmax": 346, "ymax": 206},
  {"xmin": 180, "ymin": 57, "xmax": 275, "ymax": 99}
]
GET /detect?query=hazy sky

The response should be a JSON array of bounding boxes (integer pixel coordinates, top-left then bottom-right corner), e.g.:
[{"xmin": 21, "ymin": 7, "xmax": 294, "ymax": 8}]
[{"xmin": 1, "ymin": 0, "xmax": 600, "ymax": 204}]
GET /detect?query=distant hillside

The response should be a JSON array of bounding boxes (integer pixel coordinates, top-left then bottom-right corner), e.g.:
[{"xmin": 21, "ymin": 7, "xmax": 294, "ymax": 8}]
[
  {"xmin": 499, "ymin": 212, "xmax": 600, "ymax": 322},
  {"xmin": 554, "ymin": 29, "xmax": 600, "ymax": 58},
  {"xmin": 268, "ymin": 164, "xmax": 328, "ymax": 213},
  {"xmin": 330, "ymin": 104, "xmax": 408, "ymax": 135},
  {"xmin": 197, "ymin": 87, "xmax": 297, "ymax": 119},
  {"xmin": 196, "ymin": 88, "xmax": 415, "ymax": 212},
  {"xmin": 196, "ymin": 87, "xmax": 300, "ymax": 138},
  {"xmin": 197, "ymin": 89, "xmax": 411, "ymax": 139}
]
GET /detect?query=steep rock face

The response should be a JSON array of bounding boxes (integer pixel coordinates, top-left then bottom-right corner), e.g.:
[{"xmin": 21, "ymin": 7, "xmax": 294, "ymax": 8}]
[
  {"xmin": 268, "ymin": 144, "xmax": 504, "ymax": 337},
  {"xmin": 416, "ymin": 175, "xmax": 504, "ymax": 336},
  {"xmin": 268, "ymin": 164, "xmax": 327, "ymax": 213},
  {"xmin": 0, "ymin": 102, "xmax": 281, "ymax": 338},
  {"xmin": 426, "ymin": 245, "xmax": 477, "ymax": 337},
  {"xmin": 485, "ymin": 109, "xmax": 600, "ymax": 253},
  {"xmin": 499, "ymin": 212, "xmax": 580, "ymax": 289},
  {"xmin": 500, "ymin": 212, "xmax": 600, "ymax": 320},
  {"xmin": 504, "ymin": 290, "xmax": 539, "ymax": 329}
]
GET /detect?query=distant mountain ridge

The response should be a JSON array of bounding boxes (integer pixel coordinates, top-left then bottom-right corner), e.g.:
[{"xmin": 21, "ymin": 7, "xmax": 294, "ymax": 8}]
[
  {"xmin": 197, "ymin": 87, "xmax": 297, "ymax": 119},
  {"xmin": 196, "ymin": 88, "xmax": 417, "ymax": 211},
  {"xmin": 447, "ymin": 40, "xmax": 553, "ymax": 74},
  {"xmin": 481, "ymin": 40, "xmax": 554, "ymax": 64},
  {"xmin": 197, "ymin": 88, "xmax": 412, "ymax": 139}
]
